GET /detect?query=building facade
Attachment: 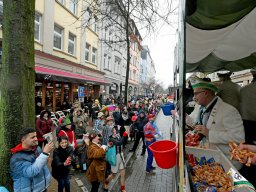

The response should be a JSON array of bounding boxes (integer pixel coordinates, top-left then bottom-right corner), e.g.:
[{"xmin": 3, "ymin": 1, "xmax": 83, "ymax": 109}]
[
  {"xmin": 140, "ymin": 45, "xmax": 156, "ymax": 96},
  {"xmin": 99, "ymin": 0, "xmax": 127, "ymax": 99},
  {"xmin": 128, "ymin": 20, "xmax": 142, "ymax": 96}
]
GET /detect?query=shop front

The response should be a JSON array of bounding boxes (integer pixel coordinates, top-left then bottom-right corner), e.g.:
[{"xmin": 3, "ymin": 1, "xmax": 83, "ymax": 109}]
[{"xmin": 35, "ymin": 50, "xmax": 108, "ymax": 113}]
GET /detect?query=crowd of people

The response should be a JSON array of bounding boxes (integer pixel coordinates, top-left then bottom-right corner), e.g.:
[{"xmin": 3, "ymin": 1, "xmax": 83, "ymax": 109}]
[{"xmin": 7, "ymin": 96, "xmax": 163, "ymax": 192}]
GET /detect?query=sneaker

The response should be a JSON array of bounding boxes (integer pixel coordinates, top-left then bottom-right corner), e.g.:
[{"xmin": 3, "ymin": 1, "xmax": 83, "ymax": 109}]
[
  {"xmin": 151, "ymin": 166, "xmax": 156, "ymax": 170},
  {"xmin": 146, "ymin": 170, "xmax": 156, "ymax": 175},
  {"xmin": 129, "ymin": 149, "xmax": 135, "ymax": 152},
  {"xmin": 140, "ymin": 152, "xmax": 145, "ymax": 156}
]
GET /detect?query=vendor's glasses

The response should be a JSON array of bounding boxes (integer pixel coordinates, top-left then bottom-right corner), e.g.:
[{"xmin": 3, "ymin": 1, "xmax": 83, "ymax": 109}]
[{"xmin": 194, "ymin": 91, "xmax": 205, "ymax": 96}]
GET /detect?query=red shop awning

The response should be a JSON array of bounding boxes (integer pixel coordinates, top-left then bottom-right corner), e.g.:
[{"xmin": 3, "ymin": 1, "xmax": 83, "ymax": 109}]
[{"xmin": 35, "ymin": 66, "xmax": 108, "ymax": 84}]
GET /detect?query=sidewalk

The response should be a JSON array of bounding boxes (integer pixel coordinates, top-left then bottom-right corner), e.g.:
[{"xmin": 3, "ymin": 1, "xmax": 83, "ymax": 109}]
[{"xmin": 111, "ymin": 110, "xmax": 175, "ymax": 192}]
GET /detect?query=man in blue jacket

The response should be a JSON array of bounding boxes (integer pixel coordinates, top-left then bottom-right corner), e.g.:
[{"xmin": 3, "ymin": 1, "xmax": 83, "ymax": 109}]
[{"xmin": 10, "ymin": 128, "xmax": 54, "ymax": 192}]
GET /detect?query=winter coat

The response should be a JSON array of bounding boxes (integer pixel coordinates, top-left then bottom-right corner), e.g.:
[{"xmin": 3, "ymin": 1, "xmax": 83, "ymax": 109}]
[
  {"xmin": 51, "ymin": 146, "xmax": 73, "ymax": 180},
  {"xmin": 73, "ymin": 109, "xmax": 89, "ymax": 125},
  {"xmin": 35, "ymin": 110, "xmax": 54, "ymax": 141},
  {"xmin": 134, "ymin": 116, "xmax": 148, "ymax": 132},
  {"xmin": 206, "ymin": 97, "xmax": 245, "ymax": 169},
  {"xmin": 109, "ymin": 134, "xmax": 125, "ymax": 154},
  {"xmin": 86, "ymin": 143, "xmax": 106, "ymax": 182},
  {"xmin": 10, "ymin": 144, "xmax": 51, "ymax": 192},
  {"xmin": 113, "ymin": 112, "xmax": 121, "ymax": 125}
]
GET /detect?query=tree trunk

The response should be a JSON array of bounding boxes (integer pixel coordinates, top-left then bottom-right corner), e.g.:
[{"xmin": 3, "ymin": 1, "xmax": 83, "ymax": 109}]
[
  {"xmin": 0, "ymin": 0, "xmax": 35, "ymax": 190},
  {"xmin": 124, "ymin": 0, "xmax": 130, "ymax": 105}
]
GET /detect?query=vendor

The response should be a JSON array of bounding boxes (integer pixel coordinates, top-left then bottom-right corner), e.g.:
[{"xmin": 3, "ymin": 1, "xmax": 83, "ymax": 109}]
[{"xmin": 190, "ymin": 77, "xmax": 245, "ymax": 169}]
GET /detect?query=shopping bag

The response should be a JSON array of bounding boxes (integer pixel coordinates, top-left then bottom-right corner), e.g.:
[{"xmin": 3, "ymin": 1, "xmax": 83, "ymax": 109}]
[{"xmin": 106, "ymin": 146, "xmax": 116, "ymax": 166}]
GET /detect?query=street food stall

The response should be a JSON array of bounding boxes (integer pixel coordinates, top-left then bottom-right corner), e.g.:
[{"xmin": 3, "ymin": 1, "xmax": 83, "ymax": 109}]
[{"xmin": 172, "ymin": 0, "xmax": 256, "ymax": 191}]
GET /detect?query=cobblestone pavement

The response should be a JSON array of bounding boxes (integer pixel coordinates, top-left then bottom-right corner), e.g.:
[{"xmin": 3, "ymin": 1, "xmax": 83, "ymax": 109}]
[
  {"xmin": 47, "ymin": 120, "xmax": 135, "ymax": 192},
  {"xmin": 111, "ymin": 110, "xmax": 175, "ymax": 192},
  {"xmin": 47, "ymin": 110, "xmax": 175, "ymax": 192}
]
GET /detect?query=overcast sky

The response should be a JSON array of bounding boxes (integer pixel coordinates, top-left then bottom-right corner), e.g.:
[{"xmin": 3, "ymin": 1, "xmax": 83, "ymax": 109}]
[{"xmin": 141, "ymin": 0, "xmax": 179, "ymax": 88}]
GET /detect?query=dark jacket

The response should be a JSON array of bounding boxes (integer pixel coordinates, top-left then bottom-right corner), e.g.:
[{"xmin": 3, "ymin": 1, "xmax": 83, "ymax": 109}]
[
  {"xmin": 113, "ymin": 112, "xmax": 121, "ymax": 125},
  {"xmin": 51, "ymin": 146, "xmax": 74, "ymax": 180},
  {"xmin": 134, "ymin": 116, "xmax": 148, "ymax": 132},
  {"xmin": 109, "ymin": 134, "xmax": 125, "ymax": 154}
]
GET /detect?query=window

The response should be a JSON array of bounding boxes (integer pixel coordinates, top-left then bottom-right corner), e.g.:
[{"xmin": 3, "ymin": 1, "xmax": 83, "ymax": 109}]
[
  {"xmin": 53, "ymin": 25, "xmax": 63, "ymax": 50},
  {"xmin": 85, "ymin": 43, "xmax": 91, "ymax": 61},
  {"xmin": 108, "ymin": 56, "xmax": 111, "ymax": 70},
  {"xmin": 68, "ymin": 33, "xmax": 76, "ymax": 55},
  {"xmin": 114, "ymin": 57, "xmax": 121, "ymax": 74},
  {"xmin": 58, "ymin": 0, "xmax": 65, "ymax": 5},
  {"xmin": 109, "ymin": 30, "xmax": 112, "ymax": 41},
  {"xmin": 104, "ymin": 54, "xmax": 108, "ymax": 69},
  {"xmin": 91, "ymin": 16, "xmax": 98, "ymax": 33},
  {"xmin": 93, "ymin": 16, "xmax": 98, "ymax": 33},
  {"xmin": 92, "ymin": 47, "xmax": 97, "ymax": 64},
  {"xmin": 104, "ymin": 27, "xmax": 108, "ymax": 40},
  {"xmin": 34, "ymin": 12, "xmax": 41, "ymax": 42},
  {"xmin": 70, "ymin": 0, "xmax": 77, "ymax": 15}
]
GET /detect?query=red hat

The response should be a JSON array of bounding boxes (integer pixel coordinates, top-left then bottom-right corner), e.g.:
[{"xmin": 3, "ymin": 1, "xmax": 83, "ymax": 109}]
[
  {"xmin": 131, "ymin": 115, "xmax": 137, "ymax": 122},
  {"xmin": 147, "ymin": 114, "xmax": 155, "ymax": 120}
]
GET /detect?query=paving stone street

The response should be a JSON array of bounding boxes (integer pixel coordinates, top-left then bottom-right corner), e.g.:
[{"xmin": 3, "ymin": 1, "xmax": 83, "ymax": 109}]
[{"xmin": 47, "ymin": 110, "xmax": 175, "ymax": 192}]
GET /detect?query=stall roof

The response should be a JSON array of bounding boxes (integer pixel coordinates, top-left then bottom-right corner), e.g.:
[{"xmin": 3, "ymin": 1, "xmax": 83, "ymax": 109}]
[{"xmin": 186, "ymin": 0, "xmax": 256, "ymax": 73}]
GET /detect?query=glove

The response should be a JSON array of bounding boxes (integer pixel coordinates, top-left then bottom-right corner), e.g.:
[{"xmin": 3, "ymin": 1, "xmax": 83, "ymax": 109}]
[
  {"xmin": 123, "ymin": 132, "xmax": 128, "ymax": 137},
  {"xmin": 101, "ymin": 145, "xmax": 108, "ymax": 151},
  {"xmin": 64, "ymin": 156, "xmax": 71, "ymax": 166},
  {"xmin": 108, "ymin": 141, "xmax": 113, "ymax": 147}
]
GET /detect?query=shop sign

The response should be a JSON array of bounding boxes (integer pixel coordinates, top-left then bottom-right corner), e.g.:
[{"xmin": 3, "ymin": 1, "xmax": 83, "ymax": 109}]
[
  {"xmin": 78, "ymin": 97, "xmax": 84, "ymax": 102},
  {"xmin": 78, "ymin": 86, "xmax": 85, "ymax": 97},
  {"xmin": 110, "ymin": 83, "xmax": 117, "ymax": 91}
]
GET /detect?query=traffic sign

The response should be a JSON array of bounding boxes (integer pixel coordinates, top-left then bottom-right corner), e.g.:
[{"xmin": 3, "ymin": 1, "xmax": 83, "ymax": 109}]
[{"xmin": 78, "ymin": 86, "xmax": 85, "ymax": 97}]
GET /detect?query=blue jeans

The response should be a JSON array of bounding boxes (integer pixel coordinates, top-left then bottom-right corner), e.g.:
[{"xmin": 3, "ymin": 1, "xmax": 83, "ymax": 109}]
[
  {"xmin": 58, "ymin": 175, "xmax": 70, "ymax": 192},
  {"xmin": 146, "ymin": 139, "xmax": 155, "ymax": 172}
]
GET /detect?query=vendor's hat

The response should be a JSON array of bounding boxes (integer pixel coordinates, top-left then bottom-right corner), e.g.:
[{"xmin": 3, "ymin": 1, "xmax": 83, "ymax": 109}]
[
  {"xmin": 97, "ymin": 112, "xmax": 104, "ymax": 118},
  {"xmin": 190, "ymin": 77, "xmax": 218, "ymax": 93},
  {"xmin": 251, "ymin": 68, "xmax": 256, "ymax": 75}
]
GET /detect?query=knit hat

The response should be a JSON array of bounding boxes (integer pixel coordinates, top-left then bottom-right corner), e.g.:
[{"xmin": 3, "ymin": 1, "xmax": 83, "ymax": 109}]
[
  {"xmin": 97, "ymin": 112, "xmax": 104, "ymax": 118},
  {"xmin": 147, "ymin": 114, "xmax": 155, "ymax": 120},
  {"xmin": 88, "ymin": 130, "xmax": 101, "ymax": 141},
  {"xmin": 139, "ymin": 110, "xmax": 145, "ymax": 115},
  {"xmin": 131, "ymin": 115, "xmax": 137, "ymax": 122},
  {"xmin": 64, "ymin": 116, "xmax": 71, "ymax": 125},
  {"xmin": 58, "ymin": 117, "xmax": 66, "ymax": 127},
  {"xmin": 190, "ymin": 77, "xmax": 218, "ymax": 93}
]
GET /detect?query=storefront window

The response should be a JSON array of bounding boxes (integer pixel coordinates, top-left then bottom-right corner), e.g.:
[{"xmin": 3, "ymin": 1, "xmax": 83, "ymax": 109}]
[
  {"xmin": 45, "ymin": 82, "xmax": 53, "ymax": 112},
  {"xmin": 55, "ymin": 83, "xmax": 62, "ymax": 111},
  {"xmin": 35, "ymin": 82, "xmax": 43, "ymax": 115}
]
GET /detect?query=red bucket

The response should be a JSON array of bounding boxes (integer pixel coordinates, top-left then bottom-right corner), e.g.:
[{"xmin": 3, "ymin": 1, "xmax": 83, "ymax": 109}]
[{"xmin": 149, "ymin": 140, "xmax": 177, "ymax": 169}]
